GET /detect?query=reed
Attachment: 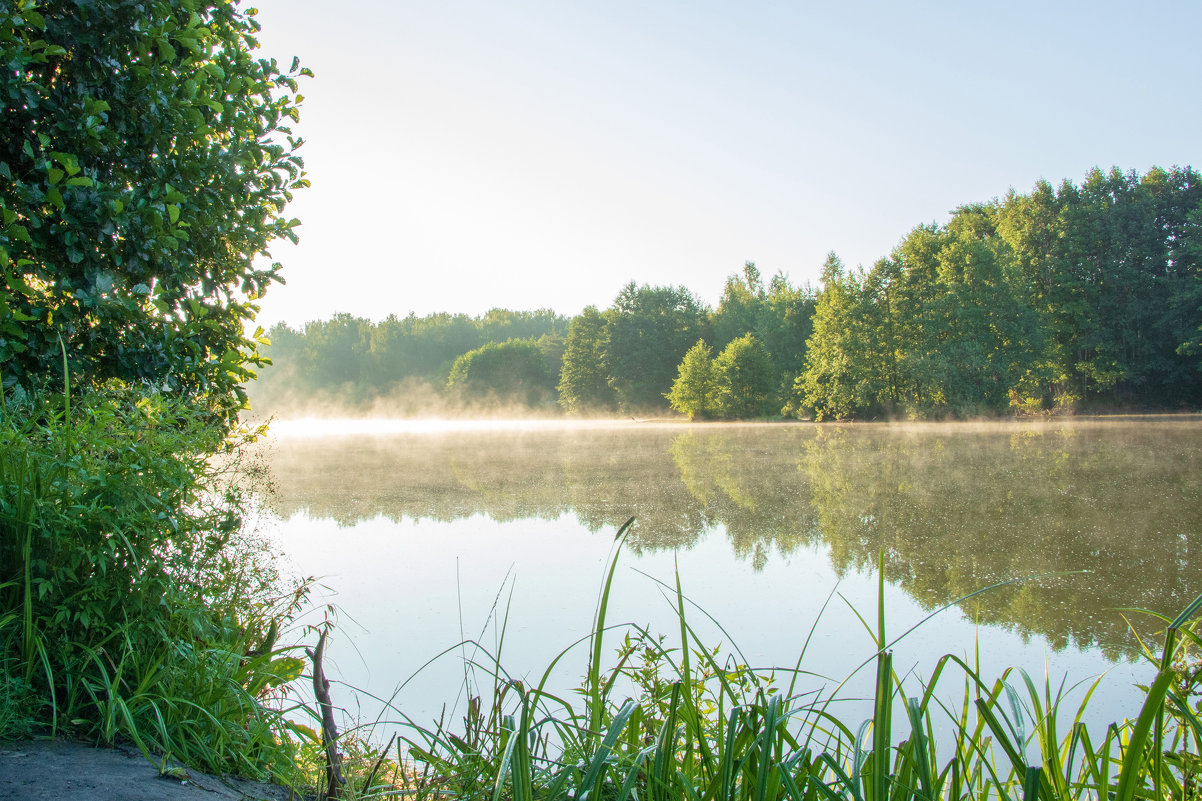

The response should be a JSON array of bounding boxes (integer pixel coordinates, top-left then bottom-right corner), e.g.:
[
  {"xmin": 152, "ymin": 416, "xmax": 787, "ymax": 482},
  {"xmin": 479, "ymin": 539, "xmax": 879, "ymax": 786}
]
[{"xmin": 372, "ymin": 530, "xmax": 1201, "ymax": 801}]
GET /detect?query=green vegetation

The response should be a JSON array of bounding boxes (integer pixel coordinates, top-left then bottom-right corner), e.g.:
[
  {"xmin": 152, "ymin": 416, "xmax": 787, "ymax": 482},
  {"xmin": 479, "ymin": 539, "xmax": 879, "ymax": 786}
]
[
  {"xmin": 666, "ymin": 340, "xmax": 718, "ymax": 420},
  {"xmin": 0, "ymin": 387, "xmax": 309, "ymax": 776},
  {"xmin": 353, "ymin": 544, "xmax": 1202, "ymax": 801},
  {"xmin": 252, "ymin": 309, "xmax": 569, "ymax": 411},
  {"xmin": 799, "ymin": 168, "xmax": 1202, "ymax": 419},
  {"xmin": 558, "ymin": 305, "xmax": 617, "ymax": 413},
  {"xmin": 447, "ymin": 338, "xmax": 559, "ymax": 407},
  {"xmin": 0, "ymin": 0, "xmax": 315, "ymax": 786},
  {"xmin": 5, "ymin": 1, "xmax": 1198, "ymax": 797},
  {"xmin": 1, "ymin": 0, "xmax": 308, "ymax": 425},
  {"xmin": 665, "ymin": 334, "xmax": 776, "ymax": 419},
  {"xmin": 255, "ymin": 166, "xmax": 1202, "ymax": 420}
]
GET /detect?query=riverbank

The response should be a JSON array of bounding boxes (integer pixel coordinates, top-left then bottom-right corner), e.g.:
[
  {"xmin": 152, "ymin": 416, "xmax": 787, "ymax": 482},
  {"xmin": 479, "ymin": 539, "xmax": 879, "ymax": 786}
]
[{"xmin": 0, "ymin": 740, "xmax": 302, "ymax": 801}]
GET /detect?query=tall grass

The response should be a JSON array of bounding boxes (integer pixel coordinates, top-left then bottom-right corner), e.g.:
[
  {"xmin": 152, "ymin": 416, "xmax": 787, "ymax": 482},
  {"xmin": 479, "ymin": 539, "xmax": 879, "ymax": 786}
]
[
  {"xmin": 364, "ymin": 531, "xmax": 1201, "ymax": 801},
  {"xmin": 0, "ymin": 382, "xmax": 318, "ymax": 784}
]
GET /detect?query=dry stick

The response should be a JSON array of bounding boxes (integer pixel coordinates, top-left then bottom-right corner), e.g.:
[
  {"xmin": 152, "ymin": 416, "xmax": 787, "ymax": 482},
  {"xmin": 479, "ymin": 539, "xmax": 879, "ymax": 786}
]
[{"xmin": 308, "ymin": 631, "xmax": 346, "ymax": 801}]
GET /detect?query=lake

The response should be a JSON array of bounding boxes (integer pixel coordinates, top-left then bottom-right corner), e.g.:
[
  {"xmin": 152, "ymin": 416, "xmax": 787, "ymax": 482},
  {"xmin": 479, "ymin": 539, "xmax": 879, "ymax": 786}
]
[{"xmin": 257, "ymin": 417, "xmax": 1201, "ymax": 740}]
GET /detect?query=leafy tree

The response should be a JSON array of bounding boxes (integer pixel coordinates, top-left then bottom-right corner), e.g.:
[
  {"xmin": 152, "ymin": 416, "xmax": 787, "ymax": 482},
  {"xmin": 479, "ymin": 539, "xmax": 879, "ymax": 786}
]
[
  {"xmin": 606, "ymin": 282, "xmax": 709, "ymax": 411},
  {"xmin": 558, "ymin": 305, "xmax": 615, "ymax": 412},
  {"xmin": 446, "ymin": 338, "xmax": 555, "ymax": 405},
  {"xmin": 792, "ymin": 254, "xmax": 884, "ymax": 420},
  {"xmin": 0, "ymin": 2, "xmax": 312, "ymax": 777},
  {"xmin": 711, "ymin": 263, "xmax": 817, "ymax": 412},
  {"xmin": 665, "ymin": 339, "xmax": 716, "ymax": 420},
  {"xmin": 0, "ymin": 1, "xmax": 309, "ymax": 425},
  {"xmin": 298, "ymin": 312, "xmax": 371, "ymax": 390},
  {"xmin": 759, "ymin": 272, "xmax": 817, "ymax": 408},
  {"xmin": 712, "ymin": 262, "xmax": 767, "ymax": 349},
  {"xmin": 711, "ymin": 333, "xmax": 775, "ymax": 418}
]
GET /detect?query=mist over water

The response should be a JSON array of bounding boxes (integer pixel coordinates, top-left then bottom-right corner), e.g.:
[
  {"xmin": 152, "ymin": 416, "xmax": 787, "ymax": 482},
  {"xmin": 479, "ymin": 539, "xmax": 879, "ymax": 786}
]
[{"xmin": 257, "ymin": 417, "xmax": 1200, "ymax": 733}]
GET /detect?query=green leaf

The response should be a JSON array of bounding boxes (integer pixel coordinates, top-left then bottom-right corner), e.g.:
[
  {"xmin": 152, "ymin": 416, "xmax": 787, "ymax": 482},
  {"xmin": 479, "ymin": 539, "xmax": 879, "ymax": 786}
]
[{"xmin": 47, "ymin": 168, "xmax": 64, "ymax": 185}]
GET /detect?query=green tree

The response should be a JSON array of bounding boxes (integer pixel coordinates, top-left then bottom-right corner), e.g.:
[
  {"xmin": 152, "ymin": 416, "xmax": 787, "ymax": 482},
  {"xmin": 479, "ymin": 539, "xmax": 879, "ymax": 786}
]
[
  {"xmin": 297, "ymin": 312, "xmax": 371, "ymax": 391},
  {"xmin": 0, "ymin": 1, "xmax": 308, "ymax": 425},
  {"xmin": 759, "ymin": 272, "xmax": 817, "ymax": 409},
  {"xmin": 446, "ymin": 338, "xmax": 555, "ymax": 405},
  {"xmin": 712, "ymin": 333, "xmax": 775, "ymax": 418},
  {"xmin": 558, "ymin": 305, "xmax": 615, "ymax": 412},
  {"xmin": 792, "ymin": 254, "xmax": 883, "ymax": 420},
  {"xmin": 606, "ymin": 282, "xmax": 709, "ymax": 411},
  {"xmin": 0, "ymin": 2, "xmax": 312, "ymax": 777},
  {"xmin": 666, "ymin": 339, "xmax": 716, "ymax": 420},
  {"xmin": 712, "ymin": 262, "xmax": 767, "ymax": 348}
]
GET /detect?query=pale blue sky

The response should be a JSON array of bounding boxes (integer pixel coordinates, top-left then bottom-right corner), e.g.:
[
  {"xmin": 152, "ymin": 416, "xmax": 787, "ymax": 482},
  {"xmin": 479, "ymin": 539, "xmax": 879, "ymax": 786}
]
[{"xmin": 251, "ymin": 1, "xmax": 1202, "ymax": 326}]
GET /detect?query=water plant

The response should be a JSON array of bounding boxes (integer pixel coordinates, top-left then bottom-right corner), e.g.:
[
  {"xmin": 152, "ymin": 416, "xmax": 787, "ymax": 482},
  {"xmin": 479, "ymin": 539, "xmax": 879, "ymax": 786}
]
[{"xmin": 350, "ymin": 533, "xmax": 1202, "ymax": 801}]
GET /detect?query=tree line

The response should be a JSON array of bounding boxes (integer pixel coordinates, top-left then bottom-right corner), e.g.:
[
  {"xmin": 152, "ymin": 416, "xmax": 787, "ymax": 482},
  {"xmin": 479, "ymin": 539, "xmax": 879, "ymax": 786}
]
[{"xmin": 253, "ymin": 165, "xmax": 1202, "ymax": 418}]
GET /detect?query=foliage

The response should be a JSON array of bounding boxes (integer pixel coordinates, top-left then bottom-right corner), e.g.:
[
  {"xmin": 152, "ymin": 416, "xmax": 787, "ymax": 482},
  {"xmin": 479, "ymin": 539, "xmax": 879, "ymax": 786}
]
[
  {"xmin": 558, "ymin": 305, "xmax": 616, "ymax": 412},
  {"xmin": 0, "ymin": 384, "xmax": 312, "ymax": 782},
  {"xmin": 712, "ymin": 333, "xmax": 776, "ymax": 418},
  {"xmin": 0, "ymin": 0, "xmax": 309, "ymax": 427},
  {"xmin": 712, "ymin": 264, "xmax": 817, "ymax": 415},
  {"xmin": 791, "ymin": 254, "xmax": 883, "ymax": 420},
  {"xmin": 665, "ymin": 339, "xmax": 717, "ymax": 420},
  {"xmin": 712, "ymin": 262, "xmax": 768, "ymax": 349},
  {"xmin": 384, "ymin": 539, "xmax": 1202, "ymax": 801},
  {"xmin": 605, "ymin": 282, "xmax": 710, "ymax": 411},
  {"xmin": 249, "ymin": 166, "xmax": 1202, "ymax": 421},
  {"xmin": 794, "ymin": 167, "xmax": 1202, "ymax": 420},
  {"xmin": 446, "ymin": 338, "xmax": 557, "ymax": 406},
  {"xmin": 251, "ymin": 308, "xmax": 568, "ymax": 411}
]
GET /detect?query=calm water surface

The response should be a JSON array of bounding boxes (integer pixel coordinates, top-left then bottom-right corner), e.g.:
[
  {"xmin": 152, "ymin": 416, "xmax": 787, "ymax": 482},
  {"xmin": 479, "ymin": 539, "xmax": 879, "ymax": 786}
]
[{"xmin": 260, "ymin": 417, "xmax": 1202, "ymax": 734}]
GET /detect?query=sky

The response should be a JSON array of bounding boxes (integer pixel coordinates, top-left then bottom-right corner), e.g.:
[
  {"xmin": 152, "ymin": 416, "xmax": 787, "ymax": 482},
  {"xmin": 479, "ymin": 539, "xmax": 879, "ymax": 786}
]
[{"xmin": 249, "ymin": 1, "xmax": 1202, "ymax": 328}]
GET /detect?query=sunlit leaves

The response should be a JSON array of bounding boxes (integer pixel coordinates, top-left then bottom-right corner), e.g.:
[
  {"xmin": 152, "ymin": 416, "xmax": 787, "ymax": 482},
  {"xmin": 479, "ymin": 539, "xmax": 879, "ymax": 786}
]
[{"xmin": 0, "ymin": 0, "xmax": 308, "ymax": 428}]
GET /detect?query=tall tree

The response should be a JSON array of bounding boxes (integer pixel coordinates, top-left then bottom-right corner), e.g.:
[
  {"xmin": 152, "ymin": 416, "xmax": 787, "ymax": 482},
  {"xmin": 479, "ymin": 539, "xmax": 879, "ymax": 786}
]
[
  {"xmin": 759, "ymin": 272, "xmax": 817, "ymax": 409},
  {"xmin": 712, "ymin": 262, "xmax": 767, "ymax": 349},
  {"xmin": 557, "ymin": 305, "xmax": 615, "ymax": 412},
  {"xmin": 711, "ymin": 333, "xmax": 775, "ymax": 418},
  {"xmin": 665, "ymin": 339, "xmax": 716, "ymax": 420},
  {"xmin": 791, "ymin": 254, "xmax": 883, "ymax": 420},
  {"xmin": 605, "ymin": 282, "xmax": 708, "ymax": 411}
]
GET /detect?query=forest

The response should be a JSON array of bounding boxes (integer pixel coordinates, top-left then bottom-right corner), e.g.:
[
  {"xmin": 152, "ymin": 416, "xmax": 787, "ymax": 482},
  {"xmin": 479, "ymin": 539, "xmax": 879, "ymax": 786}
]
[
  {"xmin": 252, "ymin": 166, "xmax": 1202, "ymax": 420},
  {"xmin": 253, "ymin": 165, "xmax": 1202, "ymax": 420}
]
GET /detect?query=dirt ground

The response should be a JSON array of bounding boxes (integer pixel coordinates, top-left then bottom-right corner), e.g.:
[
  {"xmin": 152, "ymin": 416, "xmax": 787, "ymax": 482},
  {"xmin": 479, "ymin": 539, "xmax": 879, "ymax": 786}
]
[{"xmin": 0, "ymin": 739, "xmax": 305, "ymax": 801}]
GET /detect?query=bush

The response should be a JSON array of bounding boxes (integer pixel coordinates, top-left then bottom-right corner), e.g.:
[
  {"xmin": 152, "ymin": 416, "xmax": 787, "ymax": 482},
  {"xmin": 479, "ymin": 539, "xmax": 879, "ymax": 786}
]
[{"xmin": 0, "ymin": 385, "xmax": 309, "ymax": 781}]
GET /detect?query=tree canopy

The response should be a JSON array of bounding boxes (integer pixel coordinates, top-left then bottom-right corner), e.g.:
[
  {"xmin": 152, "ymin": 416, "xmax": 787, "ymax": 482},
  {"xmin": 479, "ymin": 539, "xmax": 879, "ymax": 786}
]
[
  {"xmin": 248, "ymin": 166, "xmax": 1201, "ymax": 421},
  {"xmin": 1, "ymin": 0, "xmax": 308, "ymax": 424},
  {"xmin": 797, "ymin": 167, "xmax": 1202, "ymax": 419},
  {"xmin": 446, "ymin": 337, "xmax": 556, "ymax": 406},
  {"xmin": 605, "ymin": 282, "xmax": 709, "ymax": 411}
]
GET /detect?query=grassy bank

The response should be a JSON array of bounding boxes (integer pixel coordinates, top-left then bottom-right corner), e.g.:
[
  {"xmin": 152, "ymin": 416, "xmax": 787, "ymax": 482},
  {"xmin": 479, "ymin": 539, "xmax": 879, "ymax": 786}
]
[{"xmin": 0, "ymin": 385, "xmax": 316, "ymax": 785}]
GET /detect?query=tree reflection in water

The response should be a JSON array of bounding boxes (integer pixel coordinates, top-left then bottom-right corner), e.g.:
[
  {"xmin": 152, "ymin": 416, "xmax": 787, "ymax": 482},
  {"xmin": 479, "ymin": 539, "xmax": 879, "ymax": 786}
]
[{"xmin": 267, "ymin": 417, "xmax": 1202, "ymax": 659}]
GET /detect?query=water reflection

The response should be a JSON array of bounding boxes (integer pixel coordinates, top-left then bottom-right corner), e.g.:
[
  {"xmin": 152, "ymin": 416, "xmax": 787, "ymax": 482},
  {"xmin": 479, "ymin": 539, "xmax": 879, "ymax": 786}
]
[{"xmin": 267, "ymin": 418, "xmax": 1202, "ymax": 658}]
